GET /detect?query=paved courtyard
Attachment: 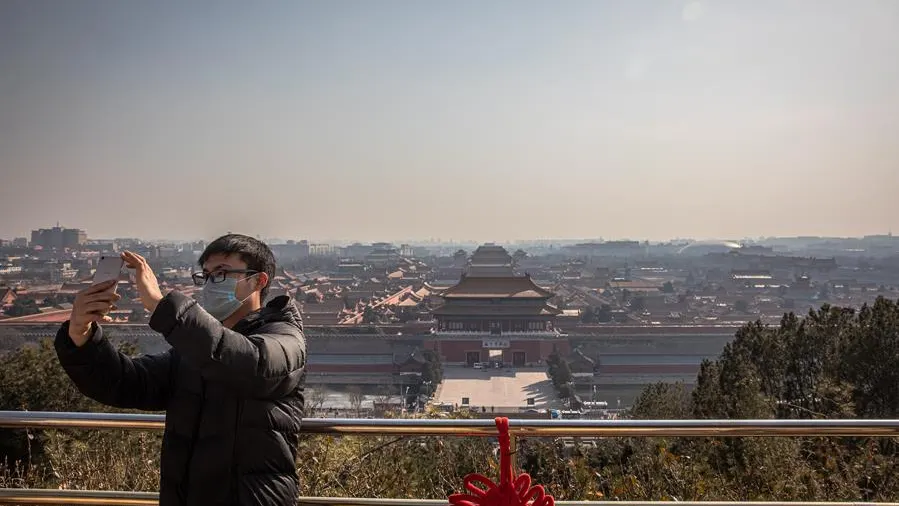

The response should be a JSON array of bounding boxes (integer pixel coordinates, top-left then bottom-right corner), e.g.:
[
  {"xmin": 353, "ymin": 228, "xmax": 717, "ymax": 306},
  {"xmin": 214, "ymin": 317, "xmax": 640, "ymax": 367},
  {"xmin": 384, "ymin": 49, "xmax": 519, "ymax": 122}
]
[{"xmin": 434, "ymin": 366, "xmax": 560, "ymax": 410}]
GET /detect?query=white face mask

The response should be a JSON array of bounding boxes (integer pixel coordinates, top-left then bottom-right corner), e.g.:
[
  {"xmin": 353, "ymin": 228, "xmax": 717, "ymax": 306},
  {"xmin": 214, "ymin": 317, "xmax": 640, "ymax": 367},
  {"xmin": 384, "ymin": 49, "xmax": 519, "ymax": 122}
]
[{"xmin": 199, "ymin": 274, "xmax": 257, "ymax": 321}]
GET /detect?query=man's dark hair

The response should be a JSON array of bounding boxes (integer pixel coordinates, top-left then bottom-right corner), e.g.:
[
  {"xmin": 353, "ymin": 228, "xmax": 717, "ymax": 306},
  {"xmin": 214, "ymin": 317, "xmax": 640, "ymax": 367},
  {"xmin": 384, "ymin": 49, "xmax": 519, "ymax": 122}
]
[{"xmin": 199, "ymin": 234, "xmax": 276, "ymax": 301}]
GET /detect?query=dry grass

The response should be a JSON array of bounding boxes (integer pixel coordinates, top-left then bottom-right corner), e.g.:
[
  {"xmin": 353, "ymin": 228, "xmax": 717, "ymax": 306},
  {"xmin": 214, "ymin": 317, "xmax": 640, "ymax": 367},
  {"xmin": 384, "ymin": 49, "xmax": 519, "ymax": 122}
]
[{"xmin": 5, "ymin": 428, "xmax": 899, "ymax": 501}]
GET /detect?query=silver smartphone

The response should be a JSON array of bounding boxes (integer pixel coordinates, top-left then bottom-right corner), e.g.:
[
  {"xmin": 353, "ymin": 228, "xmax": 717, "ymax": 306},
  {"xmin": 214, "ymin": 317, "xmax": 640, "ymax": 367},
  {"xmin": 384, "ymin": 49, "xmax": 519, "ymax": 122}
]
[{"xmin": 93, "ymin": 255, "xmax": 124, "ymax": 291}]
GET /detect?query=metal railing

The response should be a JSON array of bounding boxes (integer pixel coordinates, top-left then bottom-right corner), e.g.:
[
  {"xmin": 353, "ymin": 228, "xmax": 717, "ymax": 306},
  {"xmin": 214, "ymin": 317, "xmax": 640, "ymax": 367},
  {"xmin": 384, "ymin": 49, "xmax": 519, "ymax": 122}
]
[
  {"xmin": 4, "ymin": 411, "xmax": 899, "ymax": 437},
  {"xmin": 2, "ymin": 411, "xmax": 899, "ymax": 505},
  {"xmin": 1, "ymin": 490, "xmax": 894, "ymax": 506},
  {"xmin": 0, "ymin": 491, "xmax": 895, "ymax": 506}
]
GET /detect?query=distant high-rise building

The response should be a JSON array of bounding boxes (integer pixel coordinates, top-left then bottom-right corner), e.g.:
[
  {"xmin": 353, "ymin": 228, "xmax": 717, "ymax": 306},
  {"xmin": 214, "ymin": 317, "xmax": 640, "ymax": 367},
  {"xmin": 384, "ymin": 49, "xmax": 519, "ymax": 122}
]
[
  {"xmin": 30, "ymin": 226, "xmax": 87, "ymax": 249},
  {"xmin": 62, "ymin": 228, "xmax": 87, "ymax": 248},
  {"xmin": 189, "ymin": 240, "xmax": 207, "ymax": 253},
  {"xmin": 270, "ymin": 240, "xmax": 309, "ymax": 260},
  {"xmin": 308, "ymin": 243, "xmax": 333, "ymax": 256}
]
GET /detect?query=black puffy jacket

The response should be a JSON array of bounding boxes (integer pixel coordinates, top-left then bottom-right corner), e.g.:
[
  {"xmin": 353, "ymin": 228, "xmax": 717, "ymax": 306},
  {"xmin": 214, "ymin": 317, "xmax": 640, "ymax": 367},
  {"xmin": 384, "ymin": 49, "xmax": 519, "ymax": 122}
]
[{"xmin": 55, "ymin": 291, "xmax": 307, "ymax": 506}]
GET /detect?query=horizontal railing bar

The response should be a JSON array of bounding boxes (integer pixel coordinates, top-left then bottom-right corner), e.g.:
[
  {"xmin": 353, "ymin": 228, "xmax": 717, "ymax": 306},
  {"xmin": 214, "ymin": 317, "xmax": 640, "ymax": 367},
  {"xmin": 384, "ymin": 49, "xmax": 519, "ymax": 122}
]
[
  {"xmin": 0, "ymin": 490, "xmax": 896, "ymax": 506},
  {"xmin": 0, "ymin": 489, "xmax": 156, "ymax": 505},
  {"xmin": 3, "ymin": 411, "xmax": 899, "ymax": 437},
  {"xmin": 0, "ymin": 411, "xmax": 165, "ymax": 430}
]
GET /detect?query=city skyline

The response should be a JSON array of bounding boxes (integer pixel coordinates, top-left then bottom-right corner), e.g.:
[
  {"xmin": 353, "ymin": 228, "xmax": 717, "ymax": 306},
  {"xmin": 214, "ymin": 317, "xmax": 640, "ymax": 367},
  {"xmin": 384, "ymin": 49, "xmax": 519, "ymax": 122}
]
[
  {"xmin": 3, "ymin": 221, "xmax": 898, "ymax": 247},
  {"xmin": 2, "ymin": 1, "xmax": 899, "ymax": 242}
]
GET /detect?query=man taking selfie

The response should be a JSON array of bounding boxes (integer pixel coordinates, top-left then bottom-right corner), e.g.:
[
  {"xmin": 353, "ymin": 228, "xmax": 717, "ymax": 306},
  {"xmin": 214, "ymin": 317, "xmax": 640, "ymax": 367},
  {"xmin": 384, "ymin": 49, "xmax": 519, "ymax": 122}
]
[{"xmin": 55, "ymin": 234, "xmax": 307, "ymax": 506}]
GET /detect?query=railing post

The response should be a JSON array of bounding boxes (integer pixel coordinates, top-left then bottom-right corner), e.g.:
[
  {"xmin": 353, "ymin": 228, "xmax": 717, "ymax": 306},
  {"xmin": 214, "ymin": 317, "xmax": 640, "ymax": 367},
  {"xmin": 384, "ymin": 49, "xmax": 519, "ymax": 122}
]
[{"xmin": 507, "ymin": 419, "xmax": 519, "ymax": 462}]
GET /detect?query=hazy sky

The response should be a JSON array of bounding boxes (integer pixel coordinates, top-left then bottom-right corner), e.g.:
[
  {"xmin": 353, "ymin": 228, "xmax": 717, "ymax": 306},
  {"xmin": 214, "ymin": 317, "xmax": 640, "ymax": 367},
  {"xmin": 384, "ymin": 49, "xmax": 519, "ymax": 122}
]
[{"xmin": 2, "ymin": 0, "xmax": 898, "ymax": 243}]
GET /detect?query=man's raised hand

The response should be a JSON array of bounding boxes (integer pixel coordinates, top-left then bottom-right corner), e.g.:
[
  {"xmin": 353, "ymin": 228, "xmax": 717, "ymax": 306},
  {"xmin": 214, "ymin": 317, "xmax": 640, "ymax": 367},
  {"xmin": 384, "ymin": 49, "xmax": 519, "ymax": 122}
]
[
  {"xmin": 68, "ymin": 280, "xmax": 120, "ymax": 346},
  {"xmin": 121, "ymin": 251, "xmax": 163, "ymax": 313}
]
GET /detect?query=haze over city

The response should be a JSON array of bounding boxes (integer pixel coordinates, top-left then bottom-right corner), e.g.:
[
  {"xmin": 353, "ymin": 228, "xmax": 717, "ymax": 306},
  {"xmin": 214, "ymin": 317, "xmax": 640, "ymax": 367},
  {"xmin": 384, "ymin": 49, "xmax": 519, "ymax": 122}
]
[{"xmin": 2, "ymin": 0, "xmax": 899, "ymax": 242}]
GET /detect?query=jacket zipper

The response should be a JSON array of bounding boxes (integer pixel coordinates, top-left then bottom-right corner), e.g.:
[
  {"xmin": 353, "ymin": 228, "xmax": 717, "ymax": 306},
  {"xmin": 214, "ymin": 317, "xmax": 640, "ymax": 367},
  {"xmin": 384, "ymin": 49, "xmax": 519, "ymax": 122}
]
[
  {"xmin": 230, "ymin": 320, "xmax": 250, "ymax": 503},
  {"xmin": 230, "ymin": 398, "xmax": 244, "ymax": 502},
  {"xmin": 183, "ymin": 378, "xmax": 205, "ymax": 501}
]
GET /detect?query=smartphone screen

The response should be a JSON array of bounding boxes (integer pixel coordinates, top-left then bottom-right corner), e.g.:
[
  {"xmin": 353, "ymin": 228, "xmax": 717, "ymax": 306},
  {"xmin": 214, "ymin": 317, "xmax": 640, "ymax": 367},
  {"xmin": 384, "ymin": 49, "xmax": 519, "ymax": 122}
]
[{"xmin": 93, "ymin": 255, "xmax": 124, "ymax": 287}]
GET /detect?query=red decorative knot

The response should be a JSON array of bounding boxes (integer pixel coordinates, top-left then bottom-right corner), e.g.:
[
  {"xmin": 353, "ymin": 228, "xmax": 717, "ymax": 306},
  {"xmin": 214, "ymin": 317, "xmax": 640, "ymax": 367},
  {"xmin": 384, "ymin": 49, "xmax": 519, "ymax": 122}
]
[{"xmin": 448, "ymin": 417, "xmax": 555, "ymax": 506}]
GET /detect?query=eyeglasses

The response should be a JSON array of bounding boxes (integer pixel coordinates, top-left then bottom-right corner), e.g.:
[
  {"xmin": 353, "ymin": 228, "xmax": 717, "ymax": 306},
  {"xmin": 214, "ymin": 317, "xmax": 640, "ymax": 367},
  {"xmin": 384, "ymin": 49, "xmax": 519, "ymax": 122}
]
[{"xmin": 191, "ymin": 269, "xmax": 258, "ymax": 286}]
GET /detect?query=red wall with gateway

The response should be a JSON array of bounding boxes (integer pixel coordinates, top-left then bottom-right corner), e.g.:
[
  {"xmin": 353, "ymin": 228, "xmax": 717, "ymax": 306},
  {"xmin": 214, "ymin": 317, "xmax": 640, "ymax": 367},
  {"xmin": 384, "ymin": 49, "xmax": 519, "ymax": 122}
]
[
  {"xmin": 306, "ymin": 364, "xmax": 397, "ymax": 373},
  {"xmin": 436, "ymin": 340, "xmax": 483, "ymax": 362},
  {"xmin": 434, "ymin": 338, "xmax": 570, "ymax": 364}
]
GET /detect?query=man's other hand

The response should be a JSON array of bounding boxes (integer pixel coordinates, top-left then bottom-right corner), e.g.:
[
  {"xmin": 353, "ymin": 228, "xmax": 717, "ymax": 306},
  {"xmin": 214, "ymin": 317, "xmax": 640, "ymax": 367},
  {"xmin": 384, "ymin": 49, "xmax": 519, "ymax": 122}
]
[
  {"xmin": 122, "ymin": 251, "xmax": 164, "ymax": 313},
  {"xmin": 69, "ymin": 280, "xmax": 120, "ymax": 346}
]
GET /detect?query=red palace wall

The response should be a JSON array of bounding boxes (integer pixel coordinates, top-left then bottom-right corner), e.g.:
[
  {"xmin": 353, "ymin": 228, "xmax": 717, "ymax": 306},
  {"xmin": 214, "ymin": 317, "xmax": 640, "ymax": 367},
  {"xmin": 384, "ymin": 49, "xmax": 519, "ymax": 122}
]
[
  {"xmin": 436, "ymin": 340, "xmax": 483, "ymax": 363},
  {"xmin": 435, "ymin": 338, "xmax": 570, "ymax": 365},
  {"xmin": 307, "ymin": 364, "xmax": 397, "ymax": 374},
  {"xmin": 600, "ymin": 364, "xmax": 699, "ymax": 374},
  {"xmin": 542, "ymin": 340, "xmax": 570, "ymax": 357}
]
